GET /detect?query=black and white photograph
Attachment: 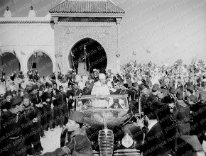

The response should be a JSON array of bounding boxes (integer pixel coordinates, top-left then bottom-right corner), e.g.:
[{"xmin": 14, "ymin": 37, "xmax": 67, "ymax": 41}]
[{"xmin": 0, "ymin": 0, "xmax": 206, "ymax": 155}]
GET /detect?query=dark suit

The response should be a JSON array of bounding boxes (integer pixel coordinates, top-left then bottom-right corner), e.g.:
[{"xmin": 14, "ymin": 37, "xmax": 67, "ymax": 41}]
[
  {"xmin": 141, "ymin": 122, "xmax": 170, "ymax": 156},
  {"xmin": 190, "ymin": 101, "xmax": 206, "ymax": 144}
]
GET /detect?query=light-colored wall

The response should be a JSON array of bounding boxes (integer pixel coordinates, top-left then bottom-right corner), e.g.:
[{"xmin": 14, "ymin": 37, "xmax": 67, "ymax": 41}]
[{"xmin": 0, "ymin": 22, "xmax": 56, "ymax": 74}]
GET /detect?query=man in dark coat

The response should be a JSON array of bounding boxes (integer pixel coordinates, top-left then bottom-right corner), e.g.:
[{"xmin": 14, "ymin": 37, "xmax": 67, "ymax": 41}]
[
  {"xmin": 59, "ymin": 85, "xmax": 68, "ymax": 125},
  {"xmin": 140, "ymin": 101, "xmax": 173, "ymax": 156},
  {"xmin": 22, "ymin": 94, "xmax": 43, "ymax": 155},
  {"xmin": 42, "ymin": 82, "xmax": 53, "ymax": 130},
  {"xmin": 1, "ymin": 96, "xmax": 27, "ymax": 156},
  {"xmin": 42, "ymin": 111, "xmax": 94, "ymax": 156},
  {"xmin": 174, "ymin": 90, "xmax": 190, "ymax": 135},
  {"xmin": 52, "ymin": 82, "xmax": 60, "ymax": 127},
  {"xmin": 190, "ymin": 91, "xmax": 206, "ymax": 144}
]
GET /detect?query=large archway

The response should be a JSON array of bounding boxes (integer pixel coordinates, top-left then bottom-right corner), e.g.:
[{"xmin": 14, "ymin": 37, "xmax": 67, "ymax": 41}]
[
  {"xmin": 27, "ymin": 52, "xmax": 53, "ymax": 77},
  {"xmin": 69, "ymin": 38, "xmax": 107, "ymax": 73},
  {"xmin": 0, "ymin": 52, "xmax": 21, "ymax": 77}
]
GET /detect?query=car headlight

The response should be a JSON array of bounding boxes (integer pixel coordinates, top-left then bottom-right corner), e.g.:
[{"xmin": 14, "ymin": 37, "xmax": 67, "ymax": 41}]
[{"xmin": 121, "ymin": 133, "xmax": 134, "ymax": 148}]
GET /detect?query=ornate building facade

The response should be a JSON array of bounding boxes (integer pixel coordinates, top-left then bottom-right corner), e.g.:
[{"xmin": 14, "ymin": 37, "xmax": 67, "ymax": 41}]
[{"xmin": 0, "ymin": 0, "xmax": 124, "ymax": 77}]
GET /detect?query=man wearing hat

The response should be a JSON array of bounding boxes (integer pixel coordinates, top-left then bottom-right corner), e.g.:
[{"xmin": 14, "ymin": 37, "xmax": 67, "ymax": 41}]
[
  {"xmin": 42, "ymin": 111, "xmax": 94, "ymax": 156},
  {"xmin": 1, "ymin": 96, "xmax": 27, "ymax": 156},
  {"xmin": 22, "ymin": 94, "xmax": 43, "ymax": 155}
]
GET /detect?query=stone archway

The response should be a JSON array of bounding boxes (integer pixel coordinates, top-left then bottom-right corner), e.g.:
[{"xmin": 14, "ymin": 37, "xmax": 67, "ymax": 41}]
[
  {"xmin": 0, "ymin": 52, "xmax": 21, "ymax": 77},
  {"xmin": 27, "ymin": 52, "xmax": 53, "ymax": 77},
  {"xmin": 69, "ymin": 38, "xmax": 107, "ymax": 73}
]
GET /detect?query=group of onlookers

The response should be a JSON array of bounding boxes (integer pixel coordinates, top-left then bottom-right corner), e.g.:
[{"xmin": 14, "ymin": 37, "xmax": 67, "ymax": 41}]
[{"xmin": 1, "ymin": 59, "xmax": 206, "ymax": 155}]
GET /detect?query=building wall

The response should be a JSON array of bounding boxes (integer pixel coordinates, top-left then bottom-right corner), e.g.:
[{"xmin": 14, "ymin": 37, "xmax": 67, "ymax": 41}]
[
  {"xmin": 54, "ymin": 21, "xmax": 119, "ymax": 74},
  {"xmin": 0, "ymin": 18, "xmax": 121, "ymax": 74},
  {"xmin": 0, "ymin": 22, "xmax": 56, "ymax": 74}
]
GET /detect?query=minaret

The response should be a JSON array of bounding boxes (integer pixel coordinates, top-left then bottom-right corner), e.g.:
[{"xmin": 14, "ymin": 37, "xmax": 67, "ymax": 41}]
[
  {"xmin": 3, "ymin": 6, "xmax": 12, "ymax": 18},
  {"xmin": 28, "ymin": 6, "xmax": 36, "ymax": 18}
]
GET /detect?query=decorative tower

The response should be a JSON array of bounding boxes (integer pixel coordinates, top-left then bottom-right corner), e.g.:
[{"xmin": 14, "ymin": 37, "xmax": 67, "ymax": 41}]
[{"xmin": 3, "ymin": 6, "xmax": 12, "ymax": 18}]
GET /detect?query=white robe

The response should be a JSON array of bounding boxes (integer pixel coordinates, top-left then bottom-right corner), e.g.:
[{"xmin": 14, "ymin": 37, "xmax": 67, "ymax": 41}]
[{"xmin": 91, "ymin": 81, "xmax": 110, "ymax": 96}]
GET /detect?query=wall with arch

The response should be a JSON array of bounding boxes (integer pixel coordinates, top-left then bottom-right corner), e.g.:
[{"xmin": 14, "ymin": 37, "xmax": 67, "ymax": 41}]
[
  {"xmin": 0, "ymin": 22, "xmax": 56, "ymax": 75},
  {"xmin": 54, "ymin": 22, "xmax": 119, "ymax": 74}
]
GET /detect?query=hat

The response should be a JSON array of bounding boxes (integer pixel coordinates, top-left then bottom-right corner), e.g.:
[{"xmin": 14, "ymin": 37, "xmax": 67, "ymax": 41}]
[
  {"xmin": 11, "ymin": 96, "xmax": 22, "ymax": 107},
  {"xmin": 189, "ymin": 95, "xmax": 198, "ymax": 104},
  {"xmin": 93, "ymin": 69, "xmax": 99, "ymax": 72},
  {"xmin": 186, "ymin": 85, "xmax": 194, "ymax": 92},
  {"xmin": 26, "ymin": 84, "xmax": 33, "ymax": 92},
  {"xmin": 11, "ymin": 90, "xmax": 17, "ymax": 94},
  {"xmin": 152, "ymin": 84, "xmax": 159, "ymax": 92},
  {"xmin": 39, "ymin": 85, "xmax": 45, "ymax": 91},
  {"xmin": 32, "ymin": 84, "xmax": 38, "ymax": 90},
  {"xmin": 69, "ymin": 111, "xmax": 85, "ymax": 124},
  {"xmin": 4, "ymin": 91, "xmax": 12, "ymax": 98},
  {"xmin": 99, "ymin": 73, "xmax": 106, "ymax": 80},
  {"xmin": 45, "ymin": 82, "xmax": 52, "ymax": 88}
]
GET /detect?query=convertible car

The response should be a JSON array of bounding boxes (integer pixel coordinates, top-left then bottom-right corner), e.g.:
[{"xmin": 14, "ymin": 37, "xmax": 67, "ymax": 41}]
[{"xmin": 61, "ymin": 95, "xmax": 143, "ymax": 156}]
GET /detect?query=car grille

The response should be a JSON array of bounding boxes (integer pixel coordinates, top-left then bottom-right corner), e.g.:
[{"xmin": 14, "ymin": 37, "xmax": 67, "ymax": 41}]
[{"xmin": 98, "ymin": 128, "xmax": 114, "ymax": 156}]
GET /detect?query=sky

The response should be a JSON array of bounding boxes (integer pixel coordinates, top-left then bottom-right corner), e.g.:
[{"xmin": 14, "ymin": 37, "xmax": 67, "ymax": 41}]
[{"xmin": 0, "ymin": 0, "xmax": 206, "ymax": 65}]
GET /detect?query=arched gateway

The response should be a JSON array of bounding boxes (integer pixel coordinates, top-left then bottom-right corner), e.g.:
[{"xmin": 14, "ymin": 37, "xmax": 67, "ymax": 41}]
[
  {"xmin": 27, "ymin": 52, "xmax": 53, "ymax": 77},
  {"xmin": 0, "ymin": 52, "xmax": 20, "ymax": 77},
  {"xmin": 69, "ymin": 38, "xmax": 107, "ymax": 74},
  {"xmin": 50, "ymin": 0, "xmax": 124, "ymax": 74}
]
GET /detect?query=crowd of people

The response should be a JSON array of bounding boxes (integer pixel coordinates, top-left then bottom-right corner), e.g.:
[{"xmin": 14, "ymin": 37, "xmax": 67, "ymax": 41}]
[{"xmin": 1, "ymin": 58, "xmax": 206, "ymax": 155}]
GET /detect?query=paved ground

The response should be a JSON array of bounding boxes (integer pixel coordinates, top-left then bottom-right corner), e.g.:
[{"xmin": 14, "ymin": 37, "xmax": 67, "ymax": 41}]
[
  {"xmin": 41, "ymin": 127, "xmax": 206, "ymax": 154},
  {"xmin": 41, "ymin": 127, "xmax": 62, "ymax": 154}
]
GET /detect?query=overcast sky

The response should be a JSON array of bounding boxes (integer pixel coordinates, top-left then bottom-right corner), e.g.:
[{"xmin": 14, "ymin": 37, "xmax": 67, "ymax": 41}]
[{"xmin": 0, "ymin": 0, "xmax": 206, "ymax": 65}]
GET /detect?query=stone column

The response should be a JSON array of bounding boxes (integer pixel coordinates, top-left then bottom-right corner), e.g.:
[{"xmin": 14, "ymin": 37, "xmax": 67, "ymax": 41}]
[
  {"xmin": 53, "ymin": 17, "xmax": 60, "ymax": 76},
  {"xmin": 116, "ymin": 18, "xmax": 122, "ymax": 74}
]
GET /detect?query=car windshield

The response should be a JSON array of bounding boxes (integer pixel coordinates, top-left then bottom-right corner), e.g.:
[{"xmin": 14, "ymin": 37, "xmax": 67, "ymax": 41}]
[
  {"xmin": 75, "ymin": 95, "xmax": 129, "ymax": 111},
  {"xmin": 75, "ymin": 95, "xmax": 129, "ymax": 126}
]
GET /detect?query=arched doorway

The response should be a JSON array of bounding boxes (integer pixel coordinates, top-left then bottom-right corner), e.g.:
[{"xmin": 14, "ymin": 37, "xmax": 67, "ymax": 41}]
[
  {"xmin": 69, "ymin": 38, "xmax": 107, "ymax": 73},
  {"xmin": 0, "ymin": 52, "xmax": 21, "ymax": 77},
  {"xmin": 27, "ymin": 52, "xmax": 53, "ymax": 77}
]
